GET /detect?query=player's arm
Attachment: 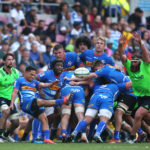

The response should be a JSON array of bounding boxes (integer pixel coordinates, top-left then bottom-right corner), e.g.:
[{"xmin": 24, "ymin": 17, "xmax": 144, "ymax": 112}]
[
  {"xmin": 118, "ymin": 35, "xmax": 127, "ymax": 64},
  {"xmin": 133, "ymin": 32, "xmax": 150, "ymax": 63},
  {"xmin": 10, "ymin": 88, "xmax": 19, "ymax": 110},
  {"xmin": 38, "ymin": 80, "xmax": 60, "ymax": 88},
  {"xmin": 69, "ymin": 80, "xmax": 90, "ymax": 86},
  {"xmin": 69, "ymin": 72, "xmax": 98, "ymax": 81}
]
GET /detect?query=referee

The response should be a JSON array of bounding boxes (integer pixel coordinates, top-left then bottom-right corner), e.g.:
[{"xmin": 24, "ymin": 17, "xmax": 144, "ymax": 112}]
[
  {"xmin": 0, "ymin": 53, "xmax": 20, "ymax": 142},
  {"xmin": 118, "ymin": 33, "xmax": 150, "ymax": 143}
]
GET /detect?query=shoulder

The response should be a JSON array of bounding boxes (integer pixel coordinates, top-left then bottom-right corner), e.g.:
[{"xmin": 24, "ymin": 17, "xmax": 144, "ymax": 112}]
[{"xmin": 11, "ymin": 68, "xmax": 19, "ymax": 76}]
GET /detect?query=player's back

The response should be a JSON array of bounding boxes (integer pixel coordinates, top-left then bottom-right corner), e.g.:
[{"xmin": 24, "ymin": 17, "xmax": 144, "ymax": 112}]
[{"xmin": 95, "ymin": 65, "xmax": 129, "ymax": 84}]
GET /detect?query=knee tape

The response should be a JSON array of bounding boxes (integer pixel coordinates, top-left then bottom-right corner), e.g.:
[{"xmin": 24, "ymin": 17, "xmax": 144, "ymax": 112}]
[
  {"xmin": 0, "ymin": 104, "xmax": 9, "ymax": 112},
  {"xmin": 116, "ymin": 103, "xmax": 128, "ymax": 113},
  {"xmin": 98, "ymin": 109, "xmax": 112, "ymax": 119},
  {"xmin": 62, "ymin": 108, "xmax": 71, "ymax": 115},
  {"xmin": 75, "ymin": 106, "xmax": 84, "ymax": 113},
  {"xmin": 85, "ymin": 109, "xmax": 98, "ymax": 117},
  {"xmin": 8, "ymin": 113, "xmax": 20, "ymax": 120}
]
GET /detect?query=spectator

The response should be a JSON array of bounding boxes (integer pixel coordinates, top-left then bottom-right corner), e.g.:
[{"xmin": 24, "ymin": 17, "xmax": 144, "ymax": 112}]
[
  {"xmin": 56, "ymin": 2, "xmax": 69, "ymax": 23},
  {"xmin": 25, "ymin": 33, "xmax": 36, "ymax": 50},
  {"xmin": 0, "ymin": 40, "xmax": 10, "ymax": 64},
  {"xmin": 71, "ymin": 2, "xmax": 82, "ymax": 24},
  {"xmin": 142, "ymin": 31, "xmax": 150, "ymax": 51},
  {"xmin": 70, "ymin": 22, "xmax": 82, "ymax": 38},
  {"xmin": 45, "ymin": 22, "xmax": 56, "ymax": 43},
  {"xmin": 87, "ymin": 6, "xmax": 98, "ymax": 24},
  {"xmin": 25, "ymin": 6, "xmax": 38, "ymax": 27},
  {"xmin": 14, "ymin": 45, "xmax": 27, "ymax": 67},
  {"xmin": 110, "ymin": 23, "xmax": 121, "ymax": 43},
  {"xmin": 8, "ymin": 3, "xmax": 27, "ymax": 29},
  {"xmin": 40, "ymin": 44, "xmax": 53, "ymax": 69},
  {"xmin": 91, "ymin": 15, "xmax": 103, "ymax": 32},
  {"xmin": 112, "ymin": 50, "xmax": 124, "ymax": 70},
  {"xmin": 128, "ymin": 7, "xmax": 144, "ymax": 30},
  {"xmin": 34, "ymin": 20, "xmax": 45, "ymax": 36},
  {"xmin": 19, "ymin": 49, "xmax": 35, "ymax": 67},
  {"xmin": 30, "ymin": 43, "xmax": 41, "ymax": 68},
  {"xmin": 10, "ymin": 35, "xmax": 25, "ymax": 52}
]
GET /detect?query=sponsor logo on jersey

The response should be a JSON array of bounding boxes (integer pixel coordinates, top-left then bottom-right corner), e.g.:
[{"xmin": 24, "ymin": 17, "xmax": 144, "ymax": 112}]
[
  {"xmin": 49, "ymin": 84, "xmax": 61, "ymax": 90},
  {"xmin": 86, "ymin": 61, "xmax": 92, "ymax": 67},
  {"xmin": 88, "ymin": 104, "xmax": 94, "ymax": 108},
  {"xmin": 64, "ymin": 66, "xmax": 75, "ymax": 71},
  {"xmin": 22, "ymin": 86, "xmax": 36, "ymax": 92}
]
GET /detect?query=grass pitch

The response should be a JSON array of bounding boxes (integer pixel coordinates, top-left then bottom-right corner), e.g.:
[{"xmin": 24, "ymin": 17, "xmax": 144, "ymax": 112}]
[{"xmin": 0, "ymin": 142, "xmax": 150, "ymax": 150}]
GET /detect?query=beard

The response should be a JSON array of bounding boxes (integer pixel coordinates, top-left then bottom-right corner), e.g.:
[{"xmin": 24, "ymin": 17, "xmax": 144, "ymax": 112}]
[
  {"xmin": 130, "ymin": 63, "xmax": 141, "ymax": 72},
  {"xmin": 6, "ymin": 64, "xmax": 13, "ymax": 69}
]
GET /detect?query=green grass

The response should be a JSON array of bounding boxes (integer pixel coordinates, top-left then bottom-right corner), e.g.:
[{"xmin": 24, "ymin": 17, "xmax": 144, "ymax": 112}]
[{"xmin": 0, "ymin": 142, "xmax": 150, "ymax": 150}]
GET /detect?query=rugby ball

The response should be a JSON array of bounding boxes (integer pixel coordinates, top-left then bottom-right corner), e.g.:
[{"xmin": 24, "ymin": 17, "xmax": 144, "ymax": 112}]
[{"xmin": 74, "ymin": 67, "xmax": 90, "ymax": 78}]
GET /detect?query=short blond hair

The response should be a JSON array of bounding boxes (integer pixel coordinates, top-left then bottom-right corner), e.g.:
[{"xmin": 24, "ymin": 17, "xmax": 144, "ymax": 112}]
[{"xmin": 96, "ymin": 36, "xmax": 106, "ymax": 45}]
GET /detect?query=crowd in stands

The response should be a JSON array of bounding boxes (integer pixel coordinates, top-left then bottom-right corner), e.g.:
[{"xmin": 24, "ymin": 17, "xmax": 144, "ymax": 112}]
[{"xmin": 0, "ymin": 0, "xmax": 150, "ymax": 144}]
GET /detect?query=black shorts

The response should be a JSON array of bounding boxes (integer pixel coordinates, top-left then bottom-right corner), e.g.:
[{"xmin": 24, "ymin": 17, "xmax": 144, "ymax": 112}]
[
  {"xmin": 137, "ymin": 96, "xmax": 150, "ymax": 112},
  {"xmin": 0, "ymin": 97, "xmax": 17, "ymax": 114},
  {"xmin": 117, "ymin": 93, "xmax": 137, "ymax": 111}
]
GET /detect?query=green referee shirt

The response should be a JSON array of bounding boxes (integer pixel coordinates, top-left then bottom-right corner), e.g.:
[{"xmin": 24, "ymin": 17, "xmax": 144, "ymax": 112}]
[
  {"xmin": 0, "ymin": 67, "xmax": 19, "ymax": 100},
  {"xmin": 124, "ymin": 59, "xmax": 150, "ymax": 97}
]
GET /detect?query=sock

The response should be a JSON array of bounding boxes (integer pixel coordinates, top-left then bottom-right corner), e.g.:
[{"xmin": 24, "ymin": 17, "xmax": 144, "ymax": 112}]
[
  {"xmin": 73, "ymin": 120, "xmax": 87, "ymax": 135},
  {"xmin": 95, "ymin": 121, "xmax": 106, "ymax": 136},
  {"xmin": 88, "ymin": 119, "xmax": 97, "ymax": 139},
  {"xmin": 50, "ymin": 129, "xmax": 57, "ymax": 139},
  {"xmin": 21, "ymin": 132, "xmax": 28, "ymax": 141},
  {"xmin": 0, "ymin": 129, "xmax": 4, "ymax": 136},
  {"xmin": 61, "ymin": 129, "xmax": 67, "ymax": 136},
  {"xmin": 4, "ymin": 130, "xmax": 9, "ymax": 137},
  {"xmin": 56, "ymin": 99, "xmax": 64, "ymax": 106},
  {"xmin": 130, "ymin": 135, "xmax": 136, "ymax": 140},
  {"xmin": 26, "ymin": 134, "xmax": 30, "ymax": 141},
  {"xmin": 66, "ymin": 124, "xmax": 71, "ymax": 136},
  {"xmin": 147, "ymin": 134, "xmax": 150, "ymax": 139},
  {"xmin": 32, "ymin": 118, "xmax": 42, "ymax": 140},
  {"xmin": 42, "ymin": 130, "xmax": 50, "ymax": 140},
  {"xmin": 114, "ymin": 130, "xmax": 120, "ymax": 140},
  {"xmin": 14, "ymin": 133, "xmax": 18, "ymax": 141},
  {"xmin": 137, "ymin": 128, "xmax": 143, "ymax": 135}
]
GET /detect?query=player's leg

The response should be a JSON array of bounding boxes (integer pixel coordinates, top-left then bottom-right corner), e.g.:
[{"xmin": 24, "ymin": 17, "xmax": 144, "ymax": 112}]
[
  {"xmin": 61, "ymin": 104, "xmax": 72, "ymax": 142},
  {"xmin": 0, "ymin": 98, "xmax": 12, "ymax": 138},
  {"xmin": 71, "ymin": 93, "xmax": 99, "ymax": 141},
  {"xmin": 71, "ymin": 109, "xmax": 96, "ymax": 140},
  {"xmin": 94, "ymin": 96, "xmax": 113, "ymax": 143},
  {"xmin": 36, "ymin": 91, "xmax": 72, "ymax": 107},
  {"xmin": 0, "ymin": 99, "xmax": 19, "ymax": 142}
]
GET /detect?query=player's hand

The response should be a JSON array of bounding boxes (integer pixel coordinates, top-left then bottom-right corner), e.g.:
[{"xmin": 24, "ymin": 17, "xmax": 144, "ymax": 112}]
[
  {"xmin": 119, "ymin": 35, "xmax": 126, "ymax": 45},
  {"xmin": 52, "ymin": 80, "xmax": 60, "ymax": 85},
  {"xmin": 63, "ymin": 91, "xmax": 73, "ymax": 105},
  {"xmin": 69, "ymin": 81, "xmax": 78, "ymax": 86},
  {"xmin": 9, "ymin": 103, "xmax": 14, "ymax": 110},
  {"xmin": 125, "ymin": 81, "xmax": 132, "ymax": 90},
  {"xmin": 132, "ymin": 32, "xmax": 142, "ymax": 44}
]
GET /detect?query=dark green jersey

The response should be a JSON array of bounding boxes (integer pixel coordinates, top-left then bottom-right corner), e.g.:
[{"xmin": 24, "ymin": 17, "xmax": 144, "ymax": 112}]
[{"xmin": 0, "ymin": 67, "xmax": 19, "ymax": 100}]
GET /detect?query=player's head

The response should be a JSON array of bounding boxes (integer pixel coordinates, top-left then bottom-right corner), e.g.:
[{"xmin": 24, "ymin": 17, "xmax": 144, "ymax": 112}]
[
  {"xmin": 95, "ymin": 36, "xmax": 106, "ymax": 54},
  {"xmin": 130, "ymin": 54, "xmax": 141, "ymax": 72},
  {"xmin": 3, "ymin": 53, "xmax": 15, "ymax": 69},
  {"xmin": 51, "ymin": 59, "xmax": 64, "ymax": 75},
  {"xmin": 91, "ymin": 60, "xmax": 105, "ymax": 72},
  {"xmin": 25, "ymin": 66, "xmax": 37, "ymax": 81},
  {"xmin": 75, "ymin": 36, "xmax": 91, "ymax": 53},
  {"xmin": 53, "ymin": 44, "xmax": 65, "ymax": 60}
]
